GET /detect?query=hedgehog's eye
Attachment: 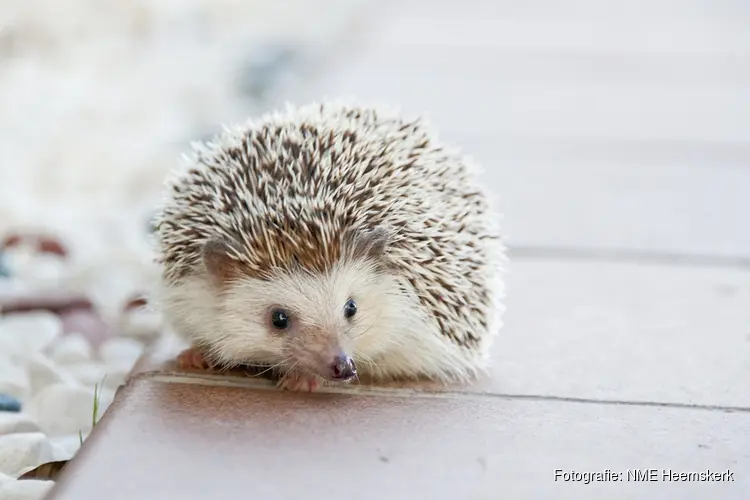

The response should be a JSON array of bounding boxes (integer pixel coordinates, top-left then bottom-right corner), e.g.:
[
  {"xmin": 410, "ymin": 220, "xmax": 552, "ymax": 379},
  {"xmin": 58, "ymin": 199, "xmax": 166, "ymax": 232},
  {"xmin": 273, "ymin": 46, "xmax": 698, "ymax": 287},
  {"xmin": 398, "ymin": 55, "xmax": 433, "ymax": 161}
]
[
  {"xmin": 343, "ymin": 298, "xmax": 357, "ymax": 319},
  {"xmin": 270, "ymin": 309, "xmax": 290, "ymax": 330}
]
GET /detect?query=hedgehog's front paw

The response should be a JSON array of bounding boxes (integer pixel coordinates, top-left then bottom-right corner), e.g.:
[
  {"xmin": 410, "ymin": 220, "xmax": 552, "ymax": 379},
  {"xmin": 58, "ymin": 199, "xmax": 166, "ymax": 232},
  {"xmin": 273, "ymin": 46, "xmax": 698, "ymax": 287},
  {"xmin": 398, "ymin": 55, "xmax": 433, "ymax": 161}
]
[
  {"xmin": 277, "ymin": 371, "xmax": 321, "ymax": 392},
  {"xmin": 176, "ymin": 346, "xmax": 217, "ymax": 371}
]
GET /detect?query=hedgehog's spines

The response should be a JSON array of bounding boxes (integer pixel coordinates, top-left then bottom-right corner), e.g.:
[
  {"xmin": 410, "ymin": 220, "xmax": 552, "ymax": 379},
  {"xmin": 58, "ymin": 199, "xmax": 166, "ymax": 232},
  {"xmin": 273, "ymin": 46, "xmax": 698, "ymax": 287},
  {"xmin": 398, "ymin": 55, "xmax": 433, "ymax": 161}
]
[{"xmin": 156, "ymin": 101, "xmax": 505, "ymax": 354}]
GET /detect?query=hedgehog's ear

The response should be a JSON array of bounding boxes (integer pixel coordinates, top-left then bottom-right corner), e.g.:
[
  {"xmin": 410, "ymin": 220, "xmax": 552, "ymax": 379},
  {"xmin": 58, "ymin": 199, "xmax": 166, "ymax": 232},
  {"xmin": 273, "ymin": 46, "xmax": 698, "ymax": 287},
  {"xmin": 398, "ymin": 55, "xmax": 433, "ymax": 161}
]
[
  {"xmin": 203, "ymin": 239, "xmax": 242, "ymax": 285},
  {"xmin": 345, "ymin": 227, "xmax": 389, "ymax": 261}
]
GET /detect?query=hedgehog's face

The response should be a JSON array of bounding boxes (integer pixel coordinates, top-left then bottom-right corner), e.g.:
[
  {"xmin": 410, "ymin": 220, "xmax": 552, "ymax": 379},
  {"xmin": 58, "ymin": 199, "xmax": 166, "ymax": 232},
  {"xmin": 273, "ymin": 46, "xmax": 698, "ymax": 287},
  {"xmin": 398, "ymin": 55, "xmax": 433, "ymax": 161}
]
[
  {"xmin": 203, "ymin": 229, "xmax": 405, "ymax": 382},
  {"xmin": 228, "ymin": 260, "xmax": 395, "ymax": 382}
]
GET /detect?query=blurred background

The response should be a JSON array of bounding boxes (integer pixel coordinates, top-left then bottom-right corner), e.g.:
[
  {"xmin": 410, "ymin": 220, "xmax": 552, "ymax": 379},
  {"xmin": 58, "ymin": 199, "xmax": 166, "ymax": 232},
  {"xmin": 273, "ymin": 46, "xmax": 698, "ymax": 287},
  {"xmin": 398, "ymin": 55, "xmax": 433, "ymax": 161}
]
[{"xmin": 0, "ymin": 0, "xmax": 371, "ymax": 319}]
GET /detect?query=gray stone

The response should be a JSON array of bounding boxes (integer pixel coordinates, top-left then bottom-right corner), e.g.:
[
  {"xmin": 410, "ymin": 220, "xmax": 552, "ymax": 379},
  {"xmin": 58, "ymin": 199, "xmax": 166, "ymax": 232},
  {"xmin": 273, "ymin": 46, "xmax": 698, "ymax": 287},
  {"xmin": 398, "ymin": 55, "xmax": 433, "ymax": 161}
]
[
  {"xmin": 484, "ymin": 259, "xmax": 750, "ymax": 409},
  {"xmin": 0, "ymin": 394, "xmax": 21, "ymax": 413},
  {"xmin": 473, "ymin": 157, "xmax": 750, "ymax": 258},
  {"xmin": 0, "ymin": 253, "xmax": 9, "ymax": 278}
]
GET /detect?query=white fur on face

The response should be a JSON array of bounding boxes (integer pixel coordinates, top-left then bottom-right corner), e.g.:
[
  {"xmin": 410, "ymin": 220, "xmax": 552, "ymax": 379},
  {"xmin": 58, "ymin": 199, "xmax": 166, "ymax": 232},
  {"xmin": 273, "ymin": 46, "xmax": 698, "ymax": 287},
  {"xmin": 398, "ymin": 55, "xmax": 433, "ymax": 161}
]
[
  {"xmin": 198, "ymin": 260, "xmax": 410, "ymax": 377},
  {"xmin": 160, "ymin": 258, "xmax": 489, "ymax": 383}
]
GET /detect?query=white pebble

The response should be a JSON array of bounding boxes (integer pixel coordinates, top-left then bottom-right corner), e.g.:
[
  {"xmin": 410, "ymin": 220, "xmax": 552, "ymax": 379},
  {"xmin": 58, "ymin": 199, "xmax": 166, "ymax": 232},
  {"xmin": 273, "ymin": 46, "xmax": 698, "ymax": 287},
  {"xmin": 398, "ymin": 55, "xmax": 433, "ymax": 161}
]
[
  {"xmin": 26, "ymin": 352, "xmax": 80, "ymax": 395},
  {"xmin": 0, "ymin": 479, "xmax": 54, "ymax": 500},
  {"xmin": 10, "ymin": 253, "xmax": 68, "ymax": 288},
  {"xmin": 0, "ymin": 432, "xmax": 55, "ymax": 477},
  {"xmin": 119, "ymin": 309, "xmax": 162, "ymax": 340},
  {"xmin": 0, "ymin": 362, "xmax": 30, "ymax": 402},
  {"xmin": 0, "ymin": 279, "xmax": 34, "ymax": 297},
  {"xmin": 0, "ymin": 312, "xmax": 62, "ymax": 360},
  {"xmin": 65, "ymin": 362, "xmax": 108, "ymax": 388},
  {"xmin": 99, "ymin": 367, "xmax": 130, "ymax": 391},
  {"xmin": 99, "ymin": 337, "xmax": 143, "ymax": 369},
  {"xmin": 50, "ymin": 333, "xmax": 93, "ymax": 365},
  {"xmin": 23, "ymin": 384, "xmax": 98, "ymax": 437},
  {"xmin": 48, "ymin": 434, "xmax": 82, "ymax": 462},
  {"xmin": 0, "ymin": 414, "xmax": 41, "ymax": 436},
  {"xmin": 67, "ymin": 359, "xmax": 130, "ymax": 391},
  {"xmin": 97, "ymin": 387, "xmax": 116, "ymax": 413},
  {"xmin": 0, "ymin": 341, "xmax": 23, "ymax": 367}
]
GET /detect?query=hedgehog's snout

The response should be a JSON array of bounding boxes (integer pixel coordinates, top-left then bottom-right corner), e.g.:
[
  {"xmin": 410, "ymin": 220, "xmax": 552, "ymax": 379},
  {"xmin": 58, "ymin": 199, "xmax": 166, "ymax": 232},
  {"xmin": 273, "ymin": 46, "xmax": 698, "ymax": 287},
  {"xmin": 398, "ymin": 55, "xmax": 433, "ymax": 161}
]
[{"xmin": 329, "ymin": 355, "xmax": 357, "ymax": 381}]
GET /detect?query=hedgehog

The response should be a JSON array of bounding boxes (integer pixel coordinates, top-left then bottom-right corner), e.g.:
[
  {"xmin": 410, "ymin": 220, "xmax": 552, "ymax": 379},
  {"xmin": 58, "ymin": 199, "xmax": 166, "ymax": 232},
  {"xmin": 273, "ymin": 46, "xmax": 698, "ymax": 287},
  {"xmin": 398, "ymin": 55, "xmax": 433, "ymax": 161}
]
[{"xmin": 152, "ymin": 101, "xmax": 506, "ymax": 392}]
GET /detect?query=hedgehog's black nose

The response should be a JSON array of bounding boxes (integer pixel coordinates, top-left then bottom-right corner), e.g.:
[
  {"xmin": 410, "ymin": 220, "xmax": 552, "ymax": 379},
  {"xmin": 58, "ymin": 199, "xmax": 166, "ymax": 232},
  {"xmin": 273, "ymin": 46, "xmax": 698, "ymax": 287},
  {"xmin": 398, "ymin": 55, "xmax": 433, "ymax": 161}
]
[{"xmin": 330, "ymin": 355, "xmax": 356, "ymax": 380}]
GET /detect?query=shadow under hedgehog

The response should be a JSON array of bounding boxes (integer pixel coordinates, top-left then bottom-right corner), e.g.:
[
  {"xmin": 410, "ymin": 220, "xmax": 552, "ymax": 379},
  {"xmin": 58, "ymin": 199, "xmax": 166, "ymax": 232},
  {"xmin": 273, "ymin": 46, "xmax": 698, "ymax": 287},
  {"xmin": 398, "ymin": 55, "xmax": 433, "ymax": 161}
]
[{"xmin": 152, "ymin": 100, "xmax": 506, "ymax": 392}]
